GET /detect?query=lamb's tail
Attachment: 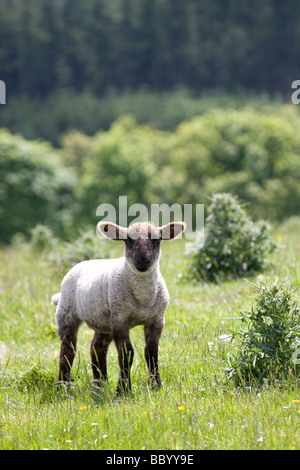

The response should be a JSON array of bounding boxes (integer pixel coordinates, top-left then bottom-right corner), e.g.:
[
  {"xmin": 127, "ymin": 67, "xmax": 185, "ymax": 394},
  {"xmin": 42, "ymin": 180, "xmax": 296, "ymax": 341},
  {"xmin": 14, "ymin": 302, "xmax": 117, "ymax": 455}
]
[{"xmin": 51, "ymin": 292, "xmax": 61, "ymax": 306}]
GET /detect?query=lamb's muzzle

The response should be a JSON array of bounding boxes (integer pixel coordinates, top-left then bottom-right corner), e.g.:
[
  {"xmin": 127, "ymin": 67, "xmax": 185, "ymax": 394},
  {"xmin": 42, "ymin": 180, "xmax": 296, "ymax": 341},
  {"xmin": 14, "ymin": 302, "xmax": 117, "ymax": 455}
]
[{"xmin": 53, "ymin": 220, "xmax": 185, "ymax": 394}]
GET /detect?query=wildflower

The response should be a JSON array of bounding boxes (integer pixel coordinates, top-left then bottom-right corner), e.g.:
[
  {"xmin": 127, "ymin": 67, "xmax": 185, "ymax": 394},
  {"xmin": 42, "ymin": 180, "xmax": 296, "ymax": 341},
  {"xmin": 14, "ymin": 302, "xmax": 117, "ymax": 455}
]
[
  {"xmin": 293, "ymin": 400, "xmax": 300, "ymax": 403},
  {"xmin": 79, "ymin": 405, "xmax": 88, "ymax": 410},
  {"xmin": 183, "ymin": 259, "xmax": 190, "ymax": 264},
  {"xmin": 205, "ymin": 256, "xmax": 211, "ymax": 262},
  {"xmin": 177, "ymin": 406, "xmax": 184, "ymax": 411},
  {"xmin": 277, "ymin": 236, "xmax": 283, "ymax": 242}
]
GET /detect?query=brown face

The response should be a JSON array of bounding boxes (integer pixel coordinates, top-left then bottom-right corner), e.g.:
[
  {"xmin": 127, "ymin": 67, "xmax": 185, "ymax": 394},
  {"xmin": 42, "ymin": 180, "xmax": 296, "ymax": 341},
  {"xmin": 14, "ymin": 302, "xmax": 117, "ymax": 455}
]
[
  {"xmin": 124, "ymin": 223, "xmax": 161, "ymax": 272},
  {"xmin": 125, "ymin": 236, "xmax": 161, "ymax": 272}
]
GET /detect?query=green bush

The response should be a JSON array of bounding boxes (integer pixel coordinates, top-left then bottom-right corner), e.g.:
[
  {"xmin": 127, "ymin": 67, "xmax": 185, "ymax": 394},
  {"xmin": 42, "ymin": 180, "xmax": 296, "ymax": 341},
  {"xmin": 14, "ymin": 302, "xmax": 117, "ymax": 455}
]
[
  {"xmin": 2, "ymin": 105, "xmax": 300, "ymax": 245},
  {"xmin": 78, "ymin": 116, "xmax": 172, "ymax": 219},
  {"xmin": 189, "ymin": 193, "xmax": 275, "ymax": 282},
  {"xmin": 29, "ymin": 224, "xmax": 56, "ymax": 252},
  {"xmin": 225, "ymin": 280, "xmax": 300, "ymax": 386},
  {"xmin": 49, "ymin": 229, "xmax": 110, "ymax": 273},
  {"xmin": 0, "ymin": 129, "xmax": 77, "ymax": 243},
  {"xmin": 158, "ymin": 106, "xmax": 300, "ymax": 220},
  {"xmin": 59, "ymin": 130, "xmax": 93, "ymax": 174}
]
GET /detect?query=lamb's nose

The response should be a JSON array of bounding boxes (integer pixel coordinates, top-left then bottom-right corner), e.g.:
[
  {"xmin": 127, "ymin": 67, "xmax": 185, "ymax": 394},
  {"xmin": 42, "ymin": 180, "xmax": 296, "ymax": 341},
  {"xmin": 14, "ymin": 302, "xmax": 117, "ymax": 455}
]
[{"xmin": 140, "ymin": 256, "xmax": 150, "ymax": 264}]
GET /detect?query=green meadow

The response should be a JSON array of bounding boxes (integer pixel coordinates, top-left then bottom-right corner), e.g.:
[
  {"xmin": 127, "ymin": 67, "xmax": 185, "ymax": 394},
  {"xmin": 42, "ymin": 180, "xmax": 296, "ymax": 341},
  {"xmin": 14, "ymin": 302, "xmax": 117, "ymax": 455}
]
[{"xmin": 0, "ymin": 220, "xmax": 300, "ymax": 450}]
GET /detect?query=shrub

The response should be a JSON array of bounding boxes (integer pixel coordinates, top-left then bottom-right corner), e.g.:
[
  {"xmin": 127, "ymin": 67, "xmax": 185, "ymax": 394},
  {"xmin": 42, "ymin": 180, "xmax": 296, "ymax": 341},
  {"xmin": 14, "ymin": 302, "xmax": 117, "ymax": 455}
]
[
  {"xmin": 2, "ymin": 105, "xmax": 300, "ymax": 246},
  {"xmin": 29, "ymin": 224, "xmax": 55, "ymax": 252},
  {"xmin": 225, "ymin": 280, "xmax": 300, "ymax": 386},
  {"xmin": 78, "ymin": 116, "xmax": 171, "ymax": 219},
  {"xmin": 189, "ymin": 193, "xmax": 275, "ymax": 282},
  {"xmin": 49, "ymin": 229, "xmax": 110, "ymax": 272},
  {"xmin": 165, "ymin": 106, "xmax": 300, "ymax": 220},
  {"xmin": 0, "ymin": 129, "xmax": 77, "ymax": 243},
  {"xmin": 59, "ymin": 130, "xmax": 93, "ymax": 173}
]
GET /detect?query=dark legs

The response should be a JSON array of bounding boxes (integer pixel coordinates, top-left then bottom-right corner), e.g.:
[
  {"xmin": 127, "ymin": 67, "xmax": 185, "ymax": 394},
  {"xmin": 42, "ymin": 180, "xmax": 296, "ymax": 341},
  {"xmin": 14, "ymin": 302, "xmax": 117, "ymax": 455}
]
[
  {"xmin": 113, "ymin": 325, "xmax": 134, "ymax": 395},
  {"xmin": 58, "ymin": 329, "xmax": 113, "ymax": 385},
  {"xmin": 91, "ymin": 328, "xmax": 134, "ymax": 395},
  {"xmin": 57, "ymin": 321, "xmax": 163, "ymax": 392},
  {"xmin": 91, "ymin": 323, "xmax": 163, "ymax": 393},
  {"xmin": 90, "ymin": 332, "xmax": 113, "ymax": 382},
  {"xmin": 144, "ymin": 323, "xmax": 163, "ymax": 388},
  {"xmin": 58, "ymin": 329, "xmax": 79, "ymax": 382}
]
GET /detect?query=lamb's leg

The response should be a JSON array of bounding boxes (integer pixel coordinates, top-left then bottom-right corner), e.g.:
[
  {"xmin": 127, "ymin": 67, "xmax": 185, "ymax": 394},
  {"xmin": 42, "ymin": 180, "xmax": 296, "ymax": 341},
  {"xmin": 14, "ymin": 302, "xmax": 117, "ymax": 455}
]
[
  {"xmin": 56, "ymin": 314, "xmax": 81, "ymax": 383},
  {"xmin": 58, "ymin": 334, "xmax": 78, "ymax": 383},
  {"xmin": 113, "ymin": 324, "xmax": 134, "ymax": 395},
  {"xmin": 90, "ymin": 332, "xmax": 112, "ymax": 382},
  {"xmin": 144, "ymin": 323, "xmax": 164, "ymax": 388}
]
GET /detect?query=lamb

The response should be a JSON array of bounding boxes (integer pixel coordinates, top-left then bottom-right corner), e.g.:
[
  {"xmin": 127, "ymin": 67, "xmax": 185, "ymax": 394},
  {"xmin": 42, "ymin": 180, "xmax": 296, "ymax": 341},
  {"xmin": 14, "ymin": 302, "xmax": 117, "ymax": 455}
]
[{"xmin": 52, "ymin": 220, "xmax": 186, "ymax": 394}]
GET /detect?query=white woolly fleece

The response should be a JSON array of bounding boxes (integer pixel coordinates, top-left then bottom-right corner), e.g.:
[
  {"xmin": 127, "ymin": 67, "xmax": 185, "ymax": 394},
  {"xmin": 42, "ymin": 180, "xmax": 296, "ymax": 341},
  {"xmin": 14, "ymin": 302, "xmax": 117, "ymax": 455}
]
[{"xmin": 54, "ymin": 256, "xmax": 169, "ymax": 342}]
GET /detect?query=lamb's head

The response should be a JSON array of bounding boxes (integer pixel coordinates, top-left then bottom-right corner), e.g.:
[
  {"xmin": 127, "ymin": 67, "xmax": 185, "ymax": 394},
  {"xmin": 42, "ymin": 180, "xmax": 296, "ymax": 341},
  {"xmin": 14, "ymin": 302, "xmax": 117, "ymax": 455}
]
[{"xmin": 97, "ymin": 221, "xmax": 186, "ymax": 272}]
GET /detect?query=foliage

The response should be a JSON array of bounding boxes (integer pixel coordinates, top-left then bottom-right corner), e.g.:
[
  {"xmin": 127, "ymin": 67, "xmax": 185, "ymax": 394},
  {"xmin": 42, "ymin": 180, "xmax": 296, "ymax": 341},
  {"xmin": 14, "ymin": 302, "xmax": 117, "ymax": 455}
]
[
  {"xmin": 189, "ymin": 194, "xmax": 276, "ymax": 282},
  {"xmin": 1, "ymin": 89, "xmax": 286, "ymax": 146},
  {"xmin": 17, "ymin": 362, "xmax": 56, "ymax": 393},
  {"xmin": 1, "ymin": 105, "xmax": 300, "ymax": 243},
  {"xmin": 159, "ymin": 107, "xmax": 300, "ymax": 221},
  {"xmin": 59, "ymin": 130, "xmax": 93, "ymax": 173},
  {"xmin": 226, "ymin": 280, "xmax": 300, "ymax": 386},
  {"xmin": 78, "ymin": 106, "xmax": 300, "ymax": 225},
  {"xmin": 0, "ymin": 129, "xmax": 77, "ymax": 243},
  {"xmin": 78, "ymin": 115, "xmax": 172, "ymax": 220},
  {"xmin": 29, "ymin": 224, "xmax": 56, "ymax": 252},
  {"xmin": 48, "ymin": 230, "xmax": 111, "ymax": 273},
  {"xmin": 0, "ymin": 0, "xmax": 298, "ymax": 98}
]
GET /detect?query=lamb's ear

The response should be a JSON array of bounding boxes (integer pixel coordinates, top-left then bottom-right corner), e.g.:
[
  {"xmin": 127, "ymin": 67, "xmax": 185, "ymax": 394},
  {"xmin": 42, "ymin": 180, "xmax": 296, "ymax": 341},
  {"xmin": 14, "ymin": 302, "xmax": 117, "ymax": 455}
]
[
  {"xmin": 159, "ymin": 222, "xmax": 186, "ymax": 240},
  {"xmin": 97, "ymin": 222, "xmax": 128, "ymax": 241}
]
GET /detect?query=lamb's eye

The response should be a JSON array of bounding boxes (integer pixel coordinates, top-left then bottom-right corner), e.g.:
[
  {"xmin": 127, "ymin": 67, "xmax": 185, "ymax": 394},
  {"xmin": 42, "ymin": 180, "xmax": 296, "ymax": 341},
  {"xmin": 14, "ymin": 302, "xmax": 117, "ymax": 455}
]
[{"xmin": 125, "ymin": 238, "xmax": 134, "ymax": 248}]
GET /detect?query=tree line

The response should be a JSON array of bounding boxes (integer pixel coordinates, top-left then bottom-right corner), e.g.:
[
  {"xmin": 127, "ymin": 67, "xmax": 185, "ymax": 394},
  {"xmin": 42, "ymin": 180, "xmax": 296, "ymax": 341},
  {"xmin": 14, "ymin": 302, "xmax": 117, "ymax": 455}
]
[
  {"xmin": 0, "ymin": 0, "xmax": 299, "ymax": 98},
  {"xmin": 1, "ymin": 106, "xmax": 300, "ymax": 243}
]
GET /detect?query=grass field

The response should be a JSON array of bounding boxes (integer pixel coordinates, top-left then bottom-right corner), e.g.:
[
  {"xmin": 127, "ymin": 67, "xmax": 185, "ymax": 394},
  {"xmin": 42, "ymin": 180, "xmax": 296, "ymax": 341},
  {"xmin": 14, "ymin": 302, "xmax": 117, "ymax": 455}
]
[{"xmin": 1, "ymin": 221, "xmax": 300, "ymax": 450}]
